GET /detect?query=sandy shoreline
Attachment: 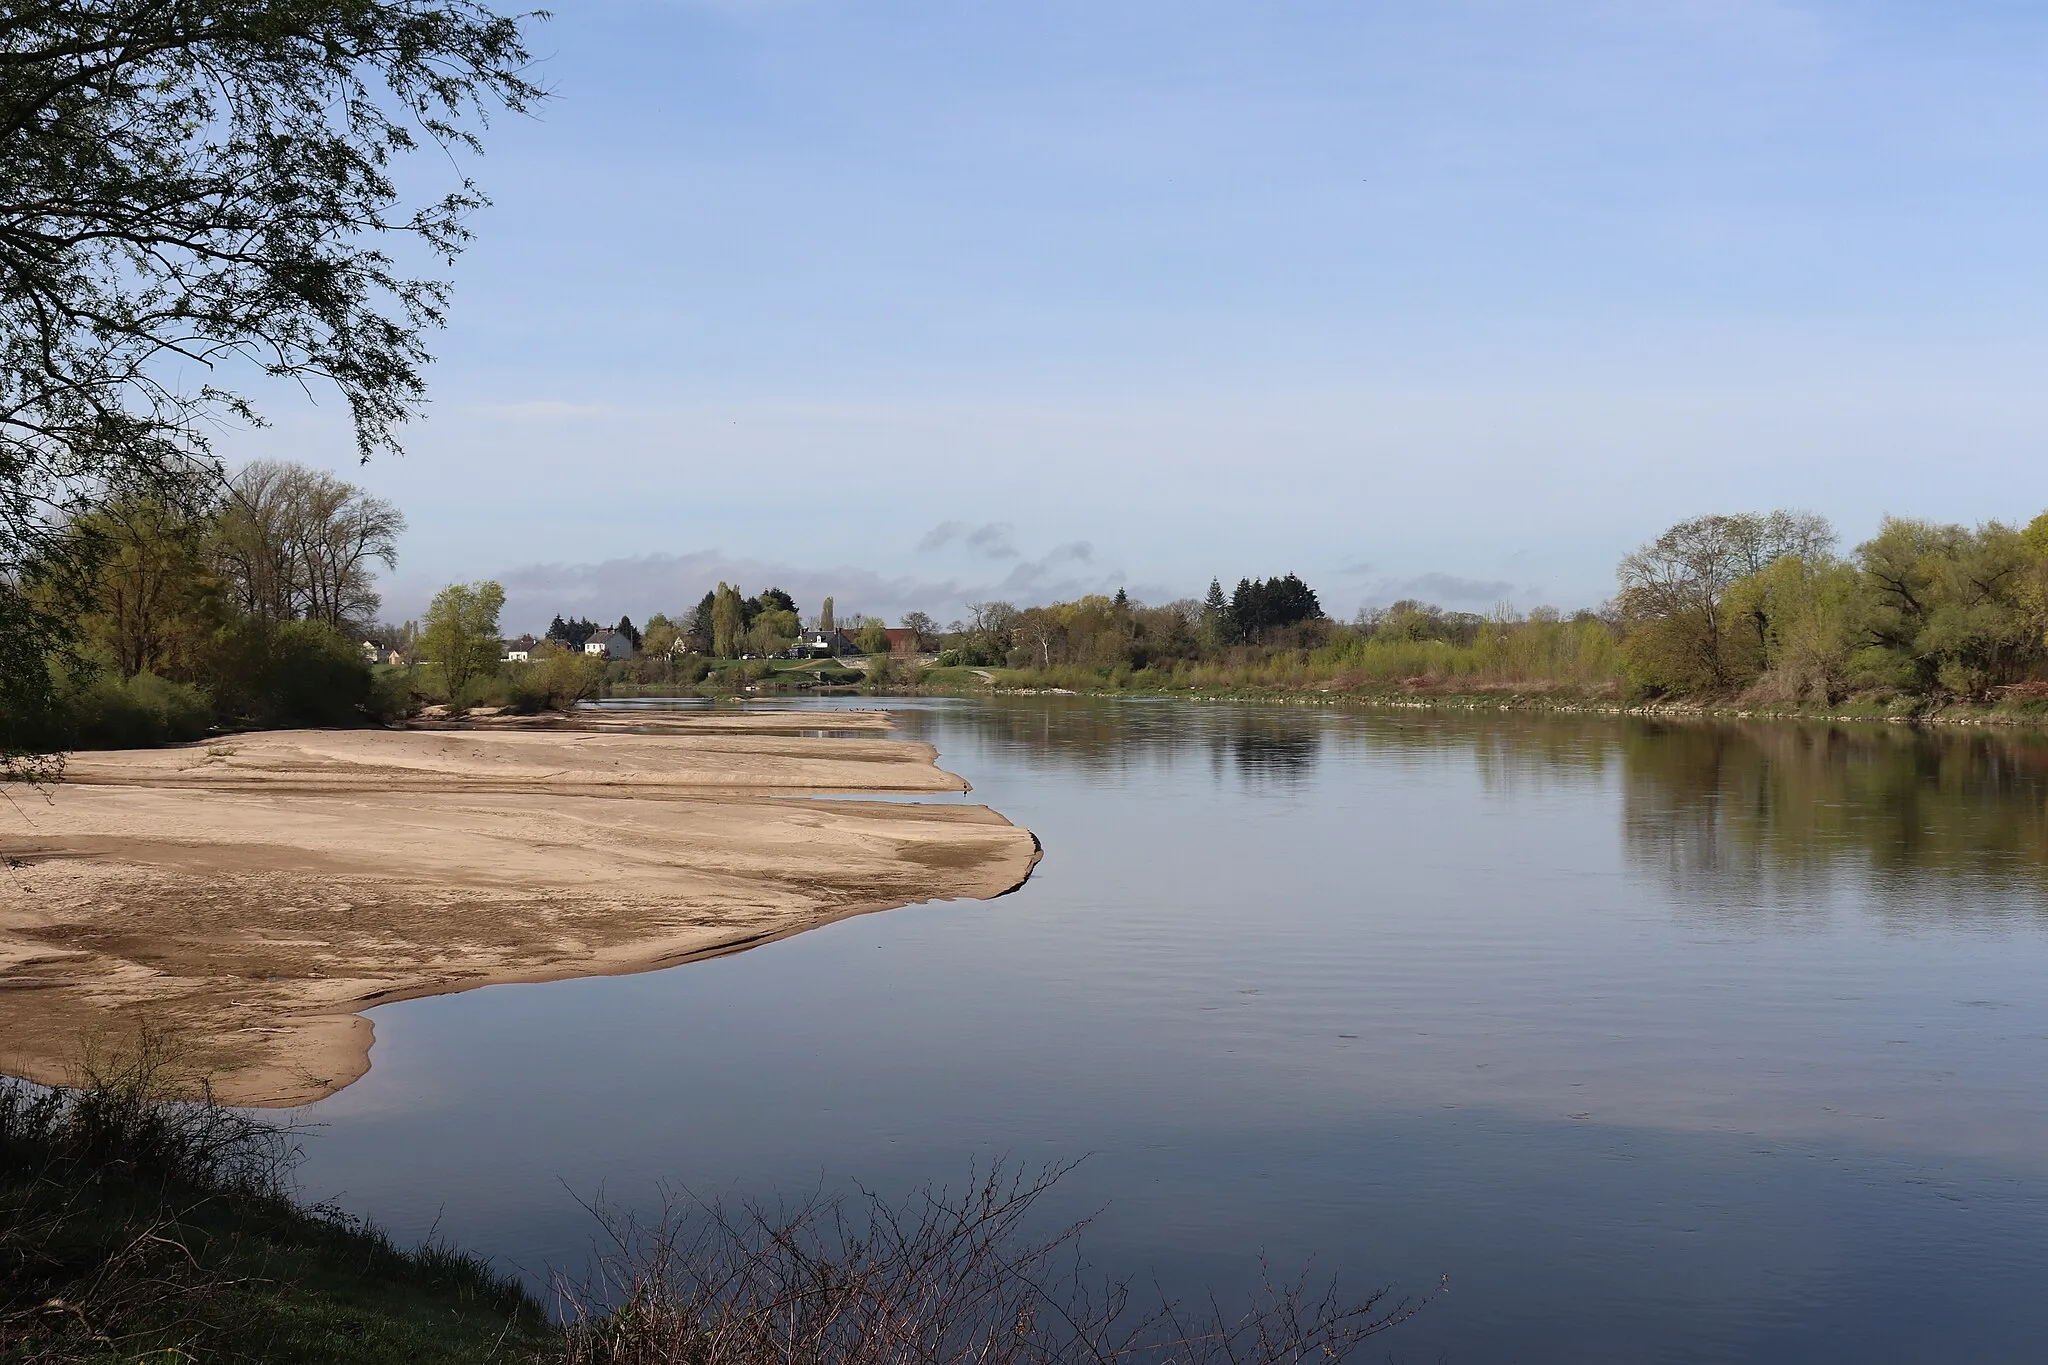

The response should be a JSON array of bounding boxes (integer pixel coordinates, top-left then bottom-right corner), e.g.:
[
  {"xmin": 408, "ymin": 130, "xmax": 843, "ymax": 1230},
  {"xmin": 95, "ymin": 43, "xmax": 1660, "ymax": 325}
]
[{"xmin": 0, "ymin": 712, "xmax": 1038, "ymax": 1106}]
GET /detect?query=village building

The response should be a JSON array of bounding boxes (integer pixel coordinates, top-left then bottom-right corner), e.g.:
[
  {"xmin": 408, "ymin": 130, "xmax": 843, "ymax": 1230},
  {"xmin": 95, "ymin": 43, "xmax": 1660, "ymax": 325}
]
[
  {"xmin": 501, "ymin": 634, "xmax": 538, "ymax": 663},
  {"xmin": 583, "ymin": 628, "xmax": 634, "ymax": 660}
]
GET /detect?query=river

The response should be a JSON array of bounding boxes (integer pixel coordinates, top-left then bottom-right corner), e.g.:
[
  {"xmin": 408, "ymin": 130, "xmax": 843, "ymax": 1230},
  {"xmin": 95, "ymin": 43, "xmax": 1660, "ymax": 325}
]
[{"xmin": 294, "ymin": 697, "xmax": 2048, "ymax": 1363}]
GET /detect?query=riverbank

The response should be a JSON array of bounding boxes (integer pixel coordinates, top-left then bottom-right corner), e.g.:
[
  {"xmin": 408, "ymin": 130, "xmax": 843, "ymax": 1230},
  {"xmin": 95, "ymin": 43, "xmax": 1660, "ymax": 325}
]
[
  {"xmin": 897, "ymin": 669, "xmax": 2048, "ymax": 729},
  {"xmin": 0, "ymin": 711, "xmax": 1039, "ymax": 1106}
]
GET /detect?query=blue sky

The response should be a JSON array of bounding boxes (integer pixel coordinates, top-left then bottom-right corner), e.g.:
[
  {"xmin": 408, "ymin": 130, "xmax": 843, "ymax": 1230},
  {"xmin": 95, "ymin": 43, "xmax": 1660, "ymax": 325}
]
[{"xmin": 241, "ymin": 1, "xmax": 2048, "ymax": 630}]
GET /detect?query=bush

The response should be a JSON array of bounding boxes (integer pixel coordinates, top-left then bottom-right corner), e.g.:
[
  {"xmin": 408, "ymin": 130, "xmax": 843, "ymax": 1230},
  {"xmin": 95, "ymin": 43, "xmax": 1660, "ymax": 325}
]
[
  {"xmin": 365, "ymin": 665, "xmax": 421, "ymax": 723},
  {"xmin": 61, "ymin": 669, "xmax": 214, "ymax": 749},
  {"xmin": 506, "ymin": 644, "xmax": 607, "ymax": 713},
  {"xmin": 210, "ymin": 619, "xmax": 373, "ymax": 727}
]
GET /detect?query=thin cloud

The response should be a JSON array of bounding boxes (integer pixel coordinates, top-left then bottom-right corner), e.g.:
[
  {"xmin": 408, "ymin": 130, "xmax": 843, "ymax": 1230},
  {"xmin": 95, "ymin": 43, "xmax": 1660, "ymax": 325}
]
[
  {"xmin": 916, "ymin": 520, "xmax": 967, "ymax": 552},
  {"xmin": 919, "ymin": 520, "xmax": 1020, "ymax": 559},
  {"xmin": 965, "ymin": 523, "xmax": 1020, "ymax": 559}
]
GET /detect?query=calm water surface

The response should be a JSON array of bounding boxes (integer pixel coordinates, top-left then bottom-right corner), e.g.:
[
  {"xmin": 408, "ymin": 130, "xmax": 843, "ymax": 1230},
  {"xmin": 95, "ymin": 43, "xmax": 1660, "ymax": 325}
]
[{"xmin": 296, "ymin": 699, "xmax": 2048, "ymax": 1363}]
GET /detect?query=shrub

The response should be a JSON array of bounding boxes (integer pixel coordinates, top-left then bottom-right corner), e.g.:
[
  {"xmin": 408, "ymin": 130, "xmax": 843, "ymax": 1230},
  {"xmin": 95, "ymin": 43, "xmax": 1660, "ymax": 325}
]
[
  {"xmin": 61, "ymin": 669, "xmax": 214, "ymax": 749},
  {"xmin": 209, "ymin": 619, "xmax": 373, "ymax": 727},
  {"xmin": 507, "ymin": 644, "xmax": 607, "ymax": 713}
]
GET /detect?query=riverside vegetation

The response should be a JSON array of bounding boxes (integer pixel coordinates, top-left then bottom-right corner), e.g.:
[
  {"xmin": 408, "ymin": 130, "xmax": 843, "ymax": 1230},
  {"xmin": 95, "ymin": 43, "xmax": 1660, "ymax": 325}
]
[{"xmin": 19, "ymin": 496, "xmax": 2048, "ymax": 771}]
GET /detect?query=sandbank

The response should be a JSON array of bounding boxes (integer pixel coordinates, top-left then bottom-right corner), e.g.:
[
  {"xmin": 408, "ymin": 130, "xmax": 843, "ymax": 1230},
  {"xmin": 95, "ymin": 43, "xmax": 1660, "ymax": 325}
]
[{"xmin": 0, "ymin": 712, "xmax": 1037, "ymax": 1105}]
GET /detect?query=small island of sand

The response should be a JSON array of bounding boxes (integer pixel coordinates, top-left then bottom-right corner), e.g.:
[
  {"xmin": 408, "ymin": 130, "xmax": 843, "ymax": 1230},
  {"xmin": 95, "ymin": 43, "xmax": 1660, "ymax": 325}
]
[{"xmin": 0, "ymin": 711, "xmax": 1037, "ymax": 1106}]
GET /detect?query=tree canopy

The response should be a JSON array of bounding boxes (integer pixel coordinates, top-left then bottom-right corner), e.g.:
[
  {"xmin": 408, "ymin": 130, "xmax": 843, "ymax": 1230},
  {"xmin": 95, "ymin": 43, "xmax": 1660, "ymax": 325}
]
[{"xmin": 1, "ymin": 0, "xmax": 542, "ymax": 768}]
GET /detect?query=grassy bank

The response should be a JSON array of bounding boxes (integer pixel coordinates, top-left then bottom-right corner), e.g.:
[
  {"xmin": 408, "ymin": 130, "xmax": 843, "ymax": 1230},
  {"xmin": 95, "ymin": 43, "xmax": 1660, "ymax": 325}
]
[{"xmin": 0, "ymin": 1041, "xmax": 547, "ymax": 1364}]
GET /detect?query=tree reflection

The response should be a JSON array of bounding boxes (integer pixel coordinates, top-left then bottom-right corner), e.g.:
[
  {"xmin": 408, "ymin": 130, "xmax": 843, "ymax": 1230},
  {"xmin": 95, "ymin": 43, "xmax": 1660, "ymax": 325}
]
[{"xmin": 1620, "ymin": 720, "xmax": 2048, "ymax": 923}]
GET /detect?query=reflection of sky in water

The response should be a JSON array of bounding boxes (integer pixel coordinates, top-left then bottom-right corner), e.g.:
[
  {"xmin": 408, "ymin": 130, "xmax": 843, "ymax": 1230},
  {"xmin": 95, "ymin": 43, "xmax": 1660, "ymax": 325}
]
[{"xmin": 298, "ymin": 700, "xmax": 2048, "ymax": 1364}]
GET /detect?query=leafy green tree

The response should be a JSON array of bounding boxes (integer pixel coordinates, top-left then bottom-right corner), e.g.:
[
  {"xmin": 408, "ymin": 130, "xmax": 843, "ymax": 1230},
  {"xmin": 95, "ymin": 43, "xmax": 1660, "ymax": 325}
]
[
  {"xmin": 819, "ymin": 596, "xmax": 835, "ymax": 633},
  {"xmin": 512, "ymin": 640, "xmax": 606, "ymax": 712},
  {"xmin": 1856, "ymin": 517, "xmax": 2035, "ymax": 697},
  {"xmin": 65, "ymin": 493, "xmax": 223, "ymax": 680},
  {"xmin": 712, "ymin": 583, "xmax": 744, "ymax": 658},
  {"xmin": 0, "ymin": 2, "xmax": 541, "ymax": 773},
  {"xmin": 421, "ymin": 580, "xmax": 506, "ymax": 702},
  {"xmin": 746, "ymin": 609, "xmax": 799, "ymax": 658},
  {"xmin": 1617, "ymin": 512, "xmax": 1835, "ymax": 693}
]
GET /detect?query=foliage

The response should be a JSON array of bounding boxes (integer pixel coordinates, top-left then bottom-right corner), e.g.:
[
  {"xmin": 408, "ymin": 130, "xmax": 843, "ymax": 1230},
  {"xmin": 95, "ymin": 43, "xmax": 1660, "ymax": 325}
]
[
  {"xmin": 1228, "ymin": 573, "xmax": 1323, "ymax": 642},
  {"xmin": 42, "ymin": 662, "xmax": 215, "ymax": 750},
  {"xmin": 711, "ymin": 583, "xmax": 744, "ymax": 658},
  {"xmin": 1615, "ymin": 508, "xmax": 2048, "ymax": 704},
  {"xmin": 549, "ymin": 615, "xmax": 601, "ymax": 650},
  {"xmin": 210, "ymin": 617, "xmax": 375, "ymax": 727},
  {"xmin": 0, "ymin": 0, "xmax": 541, "ymax": 776},
  {"xmin": 508, "ymin": 641, "xmax": 608, "ymax": 712},
  {"xmin": 419, "ymin": 580, "xmax": 505, "ymax": 706}
]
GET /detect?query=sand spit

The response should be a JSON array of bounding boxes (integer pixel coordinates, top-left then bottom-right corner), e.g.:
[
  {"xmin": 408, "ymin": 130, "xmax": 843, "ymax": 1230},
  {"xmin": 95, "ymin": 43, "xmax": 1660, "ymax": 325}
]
[{"xmin": 0, "ymin": 713, "xmax": 1038, "ymax": 1106}]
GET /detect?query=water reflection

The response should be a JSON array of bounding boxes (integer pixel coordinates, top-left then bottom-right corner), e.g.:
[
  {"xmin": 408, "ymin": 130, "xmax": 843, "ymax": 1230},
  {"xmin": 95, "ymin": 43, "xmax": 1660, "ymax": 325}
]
[
  {"xmin": 890, "ymin": 700, "xmax": 2048, "ymax": 923},
  {"xmin": 1620, "ymin": 720, "xmax": 2048, "ymax": 923}
]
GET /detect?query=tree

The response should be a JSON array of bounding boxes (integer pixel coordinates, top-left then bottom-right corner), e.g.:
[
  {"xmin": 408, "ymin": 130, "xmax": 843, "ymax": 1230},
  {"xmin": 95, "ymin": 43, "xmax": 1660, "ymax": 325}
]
[
  {"xmin": 1229, "ymin": 574, "xmax": 1322, "ymax": 641},
  {"xmin": 615, "ymin": 615, "xmax": 643, "ymax": 651},
  {"xmin": 855, "ymin": 617, "xmax": 890, "ymax": 655},
  {"xmin": 515, "ymin": 640, "xmax": 606, "ymax": 711},
  {"xmin": 819, "ymin": 596, "xmax": 835, "ymax": 634},
  {"xmin": 1618, "ymin": 511, "xmax": 1844, "ymax": 693},
  {"xmin": 1616, "ymin": 517, "xmax": 1754, "ymax": 690},
  {"xmin": 211, "ymin": 461, "xmax": 404, "ymax": 630},
  {"xmin": 1202, "ymin": 578, "xmax": 1229, "ymax": 647},
  {"xmin": 691, "ymin": 592, "xmax": 717, "ymax": 652},
  {"xmin": 420, "ymin": 580, "xmax": 505, "ymax": 703},
  {"xmin": 1855, "ymin": 517, "xmax": 2035, "ymax": 697},
  {"xmin": 65, "ymin": 493, "xmax": 221, "ymax": 679},
  {"xmin": 746, "ymin": 608, "xmax": 799, "ymax": 658},
  {"xmin": 757, "ymin": 586, "xmax": 796, "ymax": 616},
  {"xmin": 546, "ymin": 615, "xmax": 597, "ymax": 650},
  {"xmin": 0, "ymin": 2, "xmax": 542, "ymax": 771},
  {"xmin": 712, "ymin": 583, "xmax": 744, "ymax": 658},
  {"xmin": 901, "ymin": 611, "xmax": 937, "ymax": 650}
]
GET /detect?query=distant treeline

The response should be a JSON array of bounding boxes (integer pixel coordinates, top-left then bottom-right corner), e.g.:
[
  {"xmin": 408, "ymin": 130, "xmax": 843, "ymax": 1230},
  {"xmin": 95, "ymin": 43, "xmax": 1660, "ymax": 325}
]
[
  {"xmin": 918, "ymin": 511, "xmax": 2048, "ymax": 709},
  {"xmin": 18, "ymin": 494, "xmax": 2048, "ymax": 762}
]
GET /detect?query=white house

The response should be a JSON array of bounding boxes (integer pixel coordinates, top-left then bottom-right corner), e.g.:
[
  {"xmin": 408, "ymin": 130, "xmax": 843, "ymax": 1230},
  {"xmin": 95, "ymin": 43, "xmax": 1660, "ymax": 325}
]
[
  {"xmin": 583, "ymin": 628, "xmax": 634, "ymax": 660},
  {"xmin": 501, "ymin": 634, "xmax": 538, "ymax": 663}
]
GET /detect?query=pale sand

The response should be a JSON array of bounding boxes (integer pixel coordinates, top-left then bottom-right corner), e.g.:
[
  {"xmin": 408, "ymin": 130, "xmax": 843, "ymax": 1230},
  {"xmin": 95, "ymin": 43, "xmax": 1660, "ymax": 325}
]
[{"xmin": 0, "ymin": 713, "xmax": 1037, "ymax": 1106}]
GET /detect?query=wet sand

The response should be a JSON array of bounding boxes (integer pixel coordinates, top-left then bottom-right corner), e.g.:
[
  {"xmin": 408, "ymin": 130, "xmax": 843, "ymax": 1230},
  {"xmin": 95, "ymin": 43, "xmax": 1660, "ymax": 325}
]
[{"xmin": 0, "ymin": 713, "xmax": 1037, "ymax": 1105}]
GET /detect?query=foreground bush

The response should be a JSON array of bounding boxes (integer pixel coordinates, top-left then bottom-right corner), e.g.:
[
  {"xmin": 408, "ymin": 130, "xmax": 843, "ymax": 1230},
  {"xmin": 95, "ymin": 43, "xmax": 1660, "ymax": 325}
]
[{"xmin": 558, "ymin": 1163, "xmax": 1434, "ymax": 1365}]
